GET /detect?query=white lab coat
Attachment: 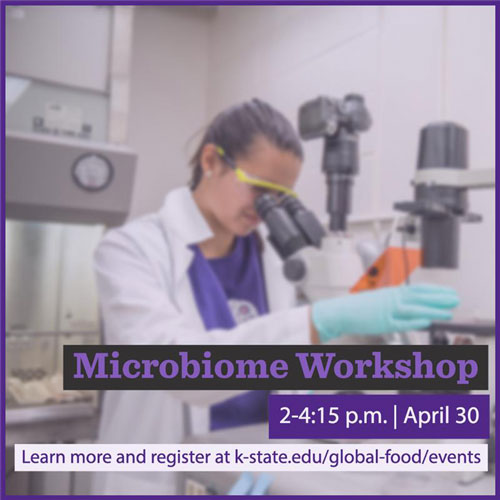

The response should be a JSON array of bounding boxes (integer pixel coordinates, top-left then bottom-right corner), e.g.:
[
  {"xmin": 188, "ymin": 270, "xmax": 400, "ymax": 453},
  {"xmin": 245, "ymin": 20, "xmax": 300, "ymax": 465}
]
[{"xmin": 91, "ymin": 186, "xmax": 310, "ymax": 495}]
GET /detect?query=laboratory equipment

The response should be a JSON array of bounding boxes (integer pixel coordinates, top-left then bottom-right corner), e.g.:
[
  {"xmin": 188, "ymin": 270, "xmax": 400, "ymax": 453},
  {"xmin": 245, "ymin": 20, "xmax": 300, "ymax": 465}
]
[
  {"xmin": 255, "ymin": 94, "xmax": 373, "ymax": 300},
  {"xmin": 6, "ymin": 130, "xmax": 136, "ymax": 225},
  {"xmin": 429, "ymin": 320, "xmax": 495, "ymax": 345},
  {"xmin": 256, "ymin": 96, "xmax": 495, "ymax": 301},
  {"xmin": 255, "ymin": 194, "xmax": 324, "ymax": 280},
  {"xmin": 4, "ymin": 5, "xmax": 136, "ymax": 495},
  {"xmin": 5, "ymin": 81, "xmax": 137, "ymax": 419},
  {"xmin": 5, "ymin": 124, "xmax": 136, "ymax": 446},
  {"xmin": 298, "ymin": 94, "xmax": 371, "ymax": 232},
  {"xmin": 394, "ymin": 122, "xmax": 495, "ymax": 268},
  {"xmin": 5, "ymin": 219, "xmax": 104, "ymax": 446}
]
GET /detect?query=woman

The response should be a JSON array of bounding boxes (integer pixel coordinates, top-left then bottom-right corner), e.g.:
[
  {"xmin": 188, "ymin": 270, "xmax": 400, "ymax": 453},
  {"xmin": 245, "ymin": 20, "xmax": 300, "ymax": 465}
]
[{"xmin": 92, "ymin": 99, "xmax": 458, "ymax": 494}]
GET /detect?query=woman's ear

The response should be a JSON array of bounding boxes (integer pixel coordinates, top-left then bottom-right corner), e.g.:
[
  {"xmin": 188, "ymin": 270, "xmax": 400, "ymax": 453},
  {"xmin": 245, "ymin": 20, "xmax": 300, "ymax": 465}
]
[{"xmin": 200, "ymin": 143, "xmax": 223, "ymax": 178}]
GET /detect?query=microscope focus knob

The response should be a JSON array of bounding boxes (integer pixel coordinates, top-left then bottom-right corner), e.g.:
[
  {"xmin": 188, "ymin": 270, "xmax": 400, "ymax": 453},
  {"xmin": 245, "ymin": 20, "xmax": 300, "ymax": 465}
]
[{"xmin": 284, "ymin": 258, "xmax": 306, "ymax": 282}]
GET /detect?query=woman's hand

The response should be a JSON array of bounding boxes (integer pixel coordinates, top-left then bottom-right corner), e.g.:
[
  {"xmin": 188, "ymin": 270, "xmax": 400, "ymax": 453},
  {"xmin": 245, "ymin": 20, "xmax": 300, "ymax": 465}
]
[{"xmin": 310, "ymin": 284, "xmax": 459, "ymax": 344}]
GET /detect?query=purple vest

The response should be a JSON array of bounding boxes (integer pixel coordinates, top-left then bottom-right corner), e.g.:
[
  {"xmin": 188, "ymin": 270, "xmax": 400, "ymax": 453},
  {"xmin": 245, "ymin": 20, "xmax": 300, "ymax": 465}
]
[{"xmin": 188, "ymin": 233, "xmax": 270, "ymax": 430}]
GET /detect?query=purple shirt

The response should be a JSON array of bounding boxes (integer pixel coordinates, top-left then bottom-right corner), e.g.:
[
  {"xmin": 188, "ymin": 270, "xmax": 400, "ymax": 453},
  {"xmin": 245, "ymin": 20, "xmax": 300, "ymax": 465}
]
[{"xmin": 188, "ymin": 233, "xmax": 270, "ymax": 430}]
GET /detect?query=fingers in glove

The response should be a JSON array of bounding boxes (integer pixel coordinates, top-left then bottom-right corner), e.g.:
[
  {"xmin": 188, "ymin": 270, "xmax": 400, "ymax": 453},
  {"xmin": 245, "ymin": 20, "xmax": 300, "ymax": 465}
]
[
  {"xmin": 407, "ymin": 291, "xmax": 460, "ymax": 309},
  {"xmin": 395, "ymin": 304, "xmax": 453, "ymax": 321}
]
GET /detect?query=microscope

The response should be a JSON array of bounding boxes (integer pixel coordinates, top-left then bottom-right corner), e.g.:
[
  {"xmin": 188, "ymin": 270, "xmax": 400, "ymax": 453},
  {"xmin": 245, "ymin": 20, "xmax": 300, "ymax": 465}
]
[
  {"xmin": 255, "ymin": 94, "xmax": 372, "ymax": 301},
  {"xmin": 254, "ymin": 94, "xmax": 495, "ymax": 476},
  {"xmin": 255, "ymin": 94, "xmax": 495, "ymax": 339},
  {"xmin": 394, "ymin": 121, "xmax": 495, "ymax": 344}
]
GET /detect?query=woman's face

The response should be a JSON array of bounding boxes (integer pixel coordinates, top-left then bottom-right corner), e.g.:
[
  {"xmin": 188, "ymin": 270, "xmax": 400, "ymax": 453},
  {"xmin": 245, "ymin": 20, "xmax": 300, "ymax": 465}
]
[{"xmin": 199, "ymin": 136, "xmax": 302, "ymax": 236}]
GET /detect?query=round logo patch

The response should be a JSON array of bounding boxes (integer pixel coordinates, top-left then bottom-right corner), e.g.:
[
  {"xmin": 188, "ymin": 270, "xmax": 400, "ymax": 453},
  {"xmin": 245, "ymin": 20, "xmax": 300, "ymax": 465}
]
[{"xmin": 228, "ymin": 299, "xmax": 259, "ymax": 325}]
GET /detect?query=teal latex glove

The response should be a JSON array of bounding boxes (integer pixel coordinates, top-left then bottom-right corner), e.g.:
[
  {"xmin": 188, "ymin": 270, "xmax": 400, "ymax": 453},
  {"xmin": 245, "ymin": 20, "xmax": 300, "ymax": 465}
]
[
  {"xmin": 312, "ymin": 284, "xmax": 459, "ymax": 343},
  {"xmin": 249, "ymin": 473, "xmax": 274, "ymax": 495},
  {"xmin": 228, "ymin": 472, "xmax": 254, "ymax": 495}
]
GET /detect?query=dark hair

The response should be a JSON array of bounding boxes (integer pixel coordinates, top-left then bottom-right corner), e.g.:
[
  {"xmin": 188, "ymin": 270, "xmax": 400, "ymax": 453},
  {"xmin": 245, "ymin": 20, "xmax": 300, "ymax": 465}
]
[{"xmin": 189, "ymin": 98, "xmax": 303, "ymax": 190}]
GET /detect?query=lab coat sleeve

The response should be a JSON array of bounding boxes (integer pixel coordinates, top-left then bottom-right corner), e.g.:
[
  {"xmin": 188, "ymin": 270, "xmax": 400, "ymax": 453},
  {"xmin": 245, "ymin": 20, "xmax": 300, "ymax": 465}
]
[{"xmin": 94, "ymin": 228, "xmax": 311, "ymax": 406}]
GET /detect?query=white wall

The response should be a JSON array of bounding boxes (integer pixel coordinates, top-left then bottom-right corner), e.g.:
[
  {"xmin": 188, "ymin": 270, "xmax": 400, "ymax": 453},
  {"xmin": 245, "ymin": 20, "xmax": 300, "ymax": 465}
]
[
  {"xmin": 205, "ymin": 5, "xmax": 495, "ymax": 319},
  {"xmin": 127, "ymin": 6, "xmax": 210, "ymax": 218}
]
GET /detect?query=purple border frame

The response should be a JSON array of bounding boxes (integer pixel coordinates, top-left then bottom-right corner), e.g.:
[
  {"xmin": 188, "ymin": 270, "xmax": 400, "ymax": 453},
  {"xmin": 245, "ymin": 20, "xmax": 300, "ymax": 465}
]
[
  {"xmin": 0, "ymin": 1, "xmax": 499, "ymax": 5},
  {"xmin": 0, "ymin": 0, "xmax": 497, "ymax": 499}
]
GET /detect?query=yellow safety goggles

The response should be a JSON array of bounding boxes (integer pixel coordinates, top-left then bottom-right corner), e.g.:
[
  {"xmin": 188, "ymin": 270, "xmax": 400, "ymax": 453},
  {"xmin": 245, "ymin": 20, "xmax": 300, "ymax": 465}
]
[{"xmin": 216, "ymin": 146, "xmax": 297, "ymax": 198}]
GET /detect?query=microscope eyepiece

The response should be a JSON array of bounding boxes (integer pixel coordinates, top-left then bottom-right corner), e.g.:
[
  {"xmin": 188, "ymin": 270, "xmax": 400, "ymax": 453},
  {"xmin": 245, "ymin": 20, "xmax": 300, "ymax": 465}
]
[{"xmin": 254, "ymin": 194, "xmax": 308, "ymax": 260}]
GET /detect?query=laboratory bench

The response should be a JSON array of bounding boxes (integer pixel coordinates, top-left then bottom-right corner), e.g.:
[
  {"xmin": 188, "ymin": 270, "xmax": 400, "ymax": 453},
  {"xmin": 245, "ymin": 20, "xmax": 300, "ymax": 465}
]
[
  {"xmin": 6, "ymin": 402, "xmax": 99, "ymax": 447},
  {"xmin": 183, "ymin": 423, "xmax": 494, "ymax": 496}
]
